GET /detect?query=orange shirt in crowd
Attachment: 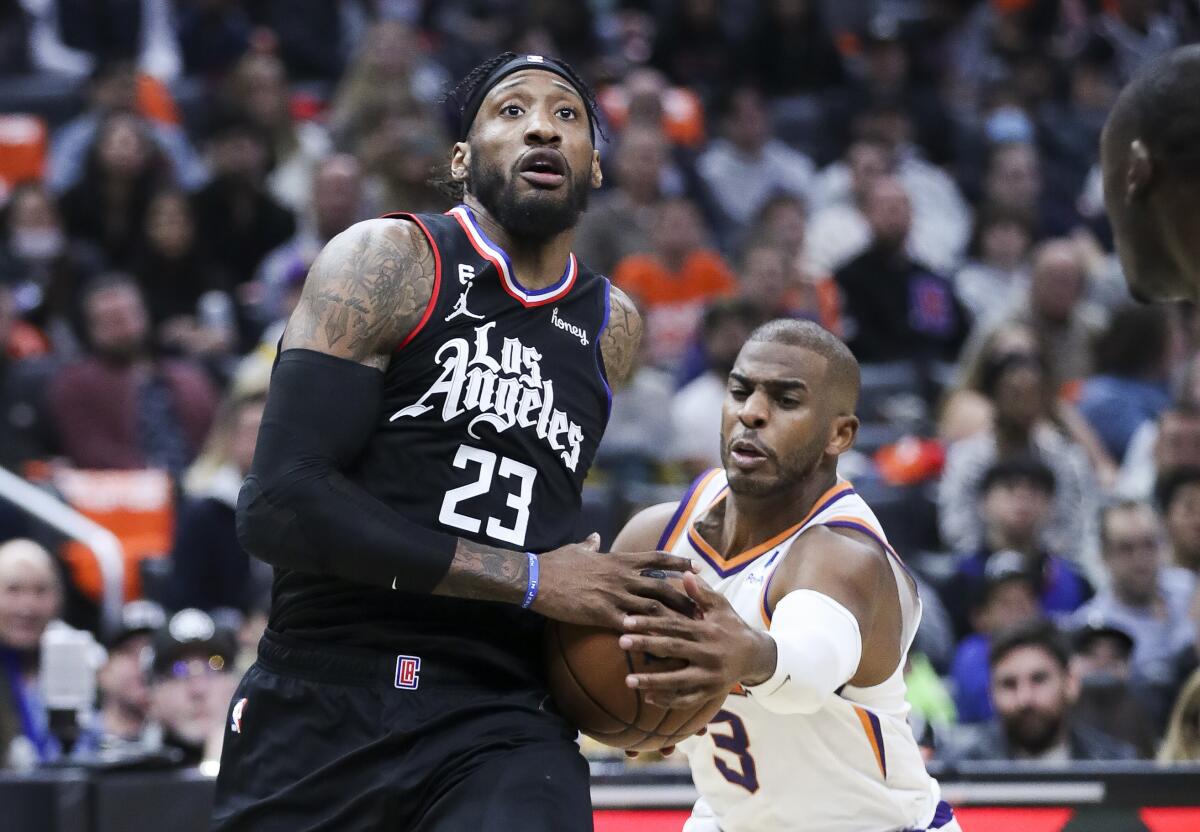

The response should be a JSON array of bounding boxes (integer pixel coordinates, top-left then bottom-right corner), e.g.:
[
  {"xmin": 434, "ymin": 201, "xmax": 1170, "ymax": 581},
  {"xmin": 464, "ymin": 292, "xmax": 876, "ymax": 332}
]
[{"xmin": 613, "ymin": 250, "xmax": 736, "ymax": 367}]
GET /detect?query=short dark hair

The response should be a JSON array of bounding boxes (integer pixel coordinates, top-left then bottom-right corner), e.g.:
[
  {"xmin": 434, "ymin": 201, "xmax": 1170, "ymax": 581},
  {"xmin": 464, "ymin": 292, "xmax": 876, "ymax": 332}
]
[
  {"xmin": 1092, "ymin": 304, "xmax": 1169, "ymax": 378},
  {"xmin": 989, "ymin": 618, "xmax": 1070, "ymax": 671},
  {"xmin": 979, "ymin": 455, "xmax": 1056, "ymax": 496},
  {"xmin": 1155, "ymin": 465, "xmax": 1200, "ymax": 514},
  {"xmin": 702, "ymin": 298, "xmax": 763, "ymax": 339},
  {"xmin": 746, "ymin": 319, "xmax": 860, "ymax": 412},
  {"xmin": 1114, "ymin": 44, "xmax": 1200, "ymax": 176},
  {"xmin": 1098, "ymin": 499, "xmax": 1155, "ymax": 551}
]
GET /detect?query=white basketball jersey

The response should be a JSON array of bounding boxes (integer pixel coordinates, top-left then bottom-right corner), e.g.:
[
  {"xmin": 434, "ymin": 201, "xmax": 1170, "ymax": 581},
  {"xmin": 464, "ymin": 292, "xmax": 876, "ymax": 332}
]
[{"xmin": 667, "ymin": 470, "xmax": 943, "ymax": 832}]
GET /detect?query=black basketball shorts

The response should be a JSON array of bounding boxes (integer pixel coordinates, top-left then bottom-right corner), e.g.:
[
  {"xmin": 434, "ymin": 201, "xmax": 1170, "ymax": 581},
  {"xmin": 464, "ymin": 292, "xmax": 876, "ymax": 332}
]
[{"xmin": 210, "ymin": 630, "xmax": 593, "ymax": 832}]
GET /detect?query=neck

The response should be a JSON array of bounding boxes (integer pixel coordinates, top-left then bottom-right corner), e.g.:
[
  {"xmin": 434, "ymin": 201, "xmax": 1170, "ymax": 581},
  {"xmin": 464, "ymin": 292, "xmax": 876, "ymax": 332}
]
[
  {"xmin": 986, "ymin": 528, "xmax": 1038, "ymax": 557},
  {"xmin": 102, "ymin": 700, "xmax": 146, "ymax": 740},
  {"xmin": 995, "ymin": 422, "xmax": 1031, "ymax": 451},
  {"xmin": 719, "ymin": 468, "xmax": 839, "ymax": 555},
  {"xmin": 463, "ymin": 196, "xmax": 577, "ymax": 290}
]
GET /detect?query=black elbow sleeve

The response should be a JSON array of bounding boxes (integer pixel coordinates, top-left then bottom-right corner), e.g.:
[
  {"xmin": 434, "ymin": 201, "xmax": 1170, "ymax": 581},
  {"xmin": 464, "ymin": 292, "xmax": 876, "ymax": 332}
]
[{"xmin": 236, "ymin": 349, "xmax": 457, "ymax": 590}]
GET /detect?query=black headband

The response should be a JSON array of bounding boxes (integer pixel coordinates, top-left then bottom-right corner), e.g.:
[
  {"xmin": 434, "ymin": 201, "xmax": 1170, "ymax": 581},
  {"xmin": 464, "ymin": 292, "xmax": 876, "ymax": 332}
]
[{"xmin": 458, "ymin": 54, "xmax": 595, "ymax": 144}]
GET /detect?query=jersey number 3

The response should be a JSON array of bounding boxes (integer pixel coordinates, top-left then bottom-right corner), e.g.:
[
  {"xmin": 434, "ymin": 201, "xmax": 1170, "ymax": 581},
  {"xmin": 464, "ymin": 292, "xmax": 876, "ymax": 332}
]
[
  {"xmin": 711, "ymin": 709, "xmax": 759, "ymax": 793},
  {"xmin": 439, "ymin": 445, "xmax": 537, "ymax": 547}
]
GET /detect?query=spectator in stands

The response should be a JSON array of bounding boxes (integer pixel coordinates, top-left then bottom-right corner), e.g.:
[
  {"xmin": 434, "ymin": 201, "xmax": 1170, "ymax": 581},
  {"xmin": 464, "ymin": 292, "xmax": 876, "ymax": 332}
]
[
  {"xmin": 255, "ymin": 154, "xmax": 368, "ymax": 326},
  {"xmin": 97, "ymin": 599, "xmax": 165, "ymax": 743},
  {"xmin": 227, "ymin": 52, "xmax": 334, "ymax": 214},
  {"xmin": 168, "ymin": 369, "xmax": 270, "ymax": 613},
  {"xmin": 0, "ymin": 539, "xmax": 62, "ymax": 769},
  {"xmin": 574, "ymin": 125, "xmax": 673, "ymax": 276},
  {"xmin": 175, "ymin": 0, "xmax": 253, "ymax": 80},
  {"xmin": 965, "ymin": 239, "xmax": 1103, "ymax": 390},
  {"xmin": 953, "ymin": 207, "xmax": 1033, "ymax": 324},
  {"xmin": 696, "ymin": 86, "xmax": 815, "ymax": 241},
  {"xmin": 357, "ymin": 112, "xmax": 449, "ymax": 217},
  {"xmin": 649, "ymin": 0, "xmax": 741, "ymax": 95},
  {"xmin": 1070, "ymin": 501, "xmax": 1195, "ymax": 689},
  {"xmin": 48, "ymin": 59, "xmax": 206, "ymax": 195},
  {"xmin": 944, "ymin": 619, "xmax": 1137, "ymax": 762},
  {"xmin": 60, "ymin": 112, "xmax": 167, "ymax": 270},
  {"xmin": 612, "ymin": 197, "xmax": 736, "ymax": 370},
  {"xmin": 595, "ymin": 66, "xmax": 707, "ymax": 150},
  {"xmin": 142, "ymin": 608, "xmax": 237, "ymax": 766},
  {"xmin": 1078, "ymin": 306, "xmax": 1172, "ymax": 461},
  {"xmin": 243, "ymin": 0, "xmax": 361, "ymax": 82},
  {"xmin": 49, "ymin": 274, "xmax": 216, "ymax": 474},
  {"xmin": 1069, "ymin": 618, "xmax": 1159, "ymax": 757},
  {"xmin": 671, "ymin": 299, "xmax": 762, "ymax": 478},
  {"xmin": 133, "ymin": 189, "xmax": 234, "ymax": 361},
  {"xmin": 0, "ymin": 283, "xmax": 59, "ymax": 469},
  {"xmin": 1159, "ymin": 667, "xmax": 1200, "ymax": 762},
  {"xmin": 948, "ymin": 459, "xmax": 1092, "ymax": 638},
  {"xmin": 834, "ymin": 176, "xmax": 966, "ymax": 365},
  {"xmin": 191, "ymin": 107, "xmax": 296, "ymax": 300},
  {"xmin": 740, "ymin": 0, "xmax": 845, "ymax": 98},
  {"xmin": 981, "ymin": 142, "xmax": 1078, "ymax": 241},
  {"xmin": 950, "ymin": 550, "xmax": 1043, "ymax": 723},
  {"xmin": 1094, "ymin": 0, "xmax": 1179, "ymax": 82},
  {"xmin": 25, "ymin": 0, "xmax": 181, "ymax": 80},
  {"xmin": 938, "ymin": 354, "xmax": 1099, "ymax": 564},
  {"xmin": 1158, "ymin": 468, "xmax": 1200, "ymax": 576},
  {"xmin": 1119, "ymin": 404, "xmax": 1200, "ymax": 501}
]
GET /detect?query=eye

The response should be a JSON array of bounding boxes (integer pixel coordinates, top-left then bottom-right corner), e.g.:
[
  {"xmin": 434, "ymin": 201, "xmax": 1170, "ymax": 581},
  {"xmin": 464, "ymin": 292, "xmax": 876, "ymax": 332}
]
[
  {"xmin": 501, "ymin": 104, "xmax": 524, "ymax": 117},
  {"xmin": 729, "ymin": 386, "xmax": 749, "ymax": 401},
  {"xmin": 778, "ymin": 396, "xmax": 801, "ymax": 409},
  {"xmin": 557, "ymin": 106, "xmax": 578, "ymax": 120}
]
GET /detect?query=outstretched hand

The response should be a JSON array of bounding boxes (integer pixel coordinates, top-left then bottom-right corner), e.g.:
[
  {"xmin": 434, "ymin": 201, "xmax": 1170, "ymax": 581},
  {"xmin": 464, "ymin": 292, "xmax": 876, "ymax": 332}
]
[{"xmin": 619, "ymin": 572, "xmax": 778, "ymax": 709}]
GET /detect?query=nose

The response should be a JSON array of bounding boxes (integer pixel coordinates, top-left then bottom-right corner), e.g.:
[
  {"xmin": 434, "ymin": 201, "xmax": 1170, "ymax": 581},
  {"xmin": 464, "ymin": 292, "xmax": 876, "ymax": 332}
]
[
  {"xmin": 738, "ymin": 389, "xmax": 769, "ymax": 429},
  {"xmin": 524, "ymin": 104, "xmax": 561, "ymax": 146}
]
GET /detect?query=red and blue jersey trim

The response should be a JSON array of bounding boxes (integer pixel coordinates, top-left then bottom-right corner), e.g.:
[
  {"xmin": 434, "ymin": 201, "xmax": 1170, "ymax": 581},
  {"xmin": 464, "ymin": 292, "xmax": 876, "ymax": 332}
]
[{"xmin": 449, "ymin": 204, "xmax": 577, "ymax": 307}]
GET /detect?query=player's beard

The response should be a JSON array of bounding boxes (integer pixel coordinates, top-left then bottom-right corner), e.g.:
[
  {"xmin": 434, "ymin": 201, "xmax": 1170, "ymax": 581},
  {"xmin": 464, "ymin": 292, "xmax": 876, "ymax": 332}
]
[
  {"xmin": 721, "ymin": 432, "xmax": 826, "ymax": 498},
  {"xmin": 468, "ymin": 153, "xmax": 590, "ymax": 241}
]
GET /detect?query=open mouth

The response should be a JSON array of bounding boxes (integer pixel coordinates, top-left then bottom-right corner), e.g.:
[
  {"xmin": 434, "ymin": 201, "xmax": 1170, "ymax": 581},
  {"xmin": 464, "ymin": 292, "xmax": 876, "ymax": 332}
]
[
  {"xmin": 518, "ymin": 149, "xmax": 567, "ymax": 188},
  {"xmin": 729, "ymin": 437, "xmax": 770, "ymax": 469}
]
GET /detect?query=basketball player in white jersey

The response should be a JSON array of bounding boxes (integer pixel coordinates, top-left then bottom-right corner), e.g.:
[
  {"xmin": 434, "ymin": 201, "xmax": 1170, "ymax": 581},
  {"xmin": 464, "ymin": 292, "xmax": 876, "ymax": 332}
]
[{"xmin": 612, "ymin": 320, "xmax": 958, "ymax": 831}]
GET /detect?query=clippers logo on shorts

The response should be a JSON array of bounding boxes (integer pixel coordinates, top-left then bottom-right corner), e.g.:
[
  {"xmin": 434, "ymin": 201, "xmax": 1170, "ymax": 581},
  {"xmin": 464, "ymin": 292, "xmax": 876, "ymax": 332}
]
[
  {"xmin": 230, "ymin": 697, "xmax": 247, "ymax": 733},
  {"xmin": 395, "ymin": 655, "xmax": 421, "ymax": 690},
  {"xmin": 390, "ymin": 320, "xmax": 586, "ymax": 471}
]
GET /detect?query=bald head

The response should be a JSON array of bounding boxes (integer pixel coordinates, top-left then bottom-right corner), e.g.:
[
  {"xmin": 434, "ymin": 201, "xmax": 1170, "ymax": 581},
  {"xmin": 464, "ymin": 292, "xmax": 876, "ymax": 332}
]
[
  {"xmin": 746, "ymin": 319, "xmax": 860, "ymax": 413},
  {"xmin": 0, "ymin": 539, "xmax": 61, "ymax": 651},
  {"xmin": 1102, "ymin": 45, "xmax": 1200, "ymax": 302}
]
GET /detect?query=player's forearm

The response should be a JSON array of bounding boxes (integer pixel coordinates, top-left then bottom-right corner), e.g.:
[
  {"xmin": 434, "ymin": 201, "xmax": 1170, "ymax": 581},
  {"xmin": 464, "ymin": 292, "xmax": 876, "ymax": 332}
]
[
  {"xmin": 431, "ymin": 539, "xmax": 529, "ymax": 604},
  {"xmin": 738, "ymin": 629, "xmax": 779, "ymax": 688}
]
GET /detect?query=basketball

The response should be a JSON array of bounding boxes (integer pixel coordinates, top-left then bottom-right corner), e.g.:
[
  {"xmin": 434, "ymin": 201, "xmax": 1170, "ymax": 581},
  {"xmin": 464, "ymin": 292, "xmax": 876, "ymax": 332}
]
[{"xmin": 544, "ymin": 572, "xmax": 726, "ymax": 751}]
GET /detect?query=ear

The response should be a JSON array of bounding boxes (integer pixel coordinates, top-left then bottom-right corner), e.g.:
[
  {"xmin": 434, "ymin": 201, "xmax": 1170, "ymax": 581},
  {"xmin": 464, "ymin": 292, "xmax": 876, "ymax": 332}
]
[
  {"xmin": 451, "ymin": 142, "xmax": 470, "ymax": 183},
  {"xmin": 826, "ymin": 414, "xmax": 859, "ymax": 456},
  {"xmin": 590, "ymin": 148, "xmax": 603, "ymax": 189},
  {"xmin": 1125, "ymin": 139, "xmax": 1152, "ymax": 203}
]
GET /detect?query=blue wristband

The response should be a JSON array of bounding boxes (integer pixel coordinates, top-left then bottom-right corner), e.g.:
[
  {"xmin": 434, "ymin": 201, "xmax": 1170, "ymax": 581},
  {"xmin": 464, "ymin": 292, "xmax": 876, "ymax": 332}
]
[{"xmin": 521, "ymin": 552, "xmax": 540, "ymax": 609}]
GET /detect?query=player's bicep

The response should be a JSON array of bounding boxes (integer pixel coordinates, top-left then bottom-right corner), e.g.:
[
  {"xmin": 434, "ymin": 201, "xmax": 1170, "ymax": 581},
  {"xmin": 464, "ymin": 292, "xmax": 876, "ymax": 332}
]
[
  {"xmin": 282, "ymin": 218, "xmax": 435, "ymax": 370},
  {"xmin": 611, "ymin": 502, "xmax": 678, "ymax": 553},
  {"xmin": 770, "ymin": 527, "xmax": 889, "ymax": 635}
]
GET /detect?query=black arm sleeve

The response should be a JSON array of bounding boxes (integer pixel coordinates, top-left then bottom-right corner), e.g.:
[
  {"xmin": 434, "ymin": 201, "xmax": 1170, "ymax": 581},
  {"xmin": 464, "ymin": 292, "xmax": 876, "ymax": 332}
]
[{"xmin": 236, "ymin": 349, "xmax": 458, "ymax": 592}]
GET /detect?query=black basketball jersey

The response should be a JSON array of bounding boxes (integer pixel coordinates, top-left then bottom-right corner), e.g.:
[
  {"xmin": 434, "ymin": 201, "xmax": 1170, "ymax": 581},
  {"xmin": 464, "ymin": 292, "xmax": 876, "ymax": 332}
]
[{"xmin": 268, "ymin": 205, "xmax": 613, "ymax": 682}]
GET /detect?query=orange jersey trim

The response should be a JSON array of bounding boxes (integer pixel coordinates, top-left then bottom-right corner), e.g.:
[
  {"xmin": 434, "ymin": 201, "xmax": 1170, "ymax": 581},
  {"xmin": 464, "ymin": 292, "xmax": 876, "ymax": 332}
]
[
  {"xmin": 853, "ymin": 704, "xmax": 888, "ymax": 779},
  {"xmin": 661, "ymin": 469, "xmax": 724, "ymax": 552}
]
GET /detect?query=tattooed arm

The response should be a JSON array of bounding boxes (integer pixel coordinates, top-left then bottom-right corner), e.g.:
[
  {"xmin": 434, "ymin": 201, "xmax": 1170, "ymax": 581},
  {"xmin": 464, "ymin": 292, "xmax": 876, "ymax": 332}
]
[
  {"xmin": 600, "ymin": 285, "xmax": 644, "ymax": 389},
  {"xmin": 239, "ymin": 220, "xmax": 694, "ymax": 623}
]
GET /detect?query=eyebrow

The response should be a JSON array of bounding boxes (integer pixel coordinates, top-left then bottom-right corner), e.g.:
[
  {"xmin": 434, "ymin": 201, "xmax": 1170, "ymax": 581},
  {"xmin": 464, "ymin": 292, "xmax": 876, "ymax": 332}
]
[
  {"xmin": 728, "ymin": 372, "xmax": 808, "ymax": 392},
  {"xmin": 490, "ymin": 77, "xmax": 583, "ymax": 101}
]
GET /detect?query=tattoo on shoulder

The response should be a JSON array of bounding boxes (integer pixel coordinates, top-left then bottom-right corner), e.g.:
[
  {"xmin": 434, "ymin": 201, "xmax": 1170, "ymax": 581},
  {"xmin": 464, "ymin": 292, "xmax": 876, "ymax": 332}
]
[
  {"xmin": 600, "ymin": 285, "xmax": 643, "ymax": 390},
  {"xmin": 284, "ymin": 219, "xmax": 436, "ymax": 369}
]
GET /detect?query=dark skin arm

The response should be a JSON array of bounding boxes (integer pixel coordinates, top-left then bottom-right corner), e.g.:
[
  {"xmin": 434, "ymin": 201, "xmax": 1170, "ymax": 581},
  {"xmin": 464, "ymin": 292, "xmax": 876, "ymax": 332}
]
[
  {"xmin": 273, "ymin": 218, "xmax": 691, "ymax": 627},
  {"xmin": 619, "ymin": 524, "xmax": 901, "ymax": 709},
  {"xmin": 598, "ymin": 284, "xmax": 643, "ymax": 391}
]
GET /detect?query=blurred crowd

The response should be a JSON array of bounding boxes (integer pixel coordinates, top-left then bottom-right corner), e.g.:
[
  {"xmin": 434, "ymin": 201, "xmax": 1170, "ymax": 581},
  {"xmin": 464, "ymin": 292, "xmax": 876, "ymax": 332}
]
[{"xmin": 2, "ymin": 0, "xmax": 1200, "ymax": 773}]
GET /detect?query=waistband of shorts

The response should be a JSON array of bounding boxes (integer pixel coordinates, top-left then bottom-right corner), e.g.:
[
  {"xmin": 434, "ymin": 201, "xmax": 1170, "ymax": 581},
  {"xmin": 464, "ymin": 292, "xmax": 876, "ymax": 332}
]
[{"xmin": 255, "ymin": 628, "xmax": 524, "ymax": 690}]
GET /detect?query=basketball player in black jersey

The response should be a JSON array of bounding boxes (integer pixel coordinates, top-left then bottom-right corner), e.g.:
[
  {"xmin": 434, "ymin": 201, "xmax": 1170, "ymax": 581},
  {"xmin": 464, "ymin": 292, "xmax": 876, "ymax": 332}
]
[
  {"xmin": 1101, "ymin": 44, "xmax": 1200, "ymax": 302},
  {"xmin": 210, "ymin": 53, "xmax": 696, "ymax": 831}
]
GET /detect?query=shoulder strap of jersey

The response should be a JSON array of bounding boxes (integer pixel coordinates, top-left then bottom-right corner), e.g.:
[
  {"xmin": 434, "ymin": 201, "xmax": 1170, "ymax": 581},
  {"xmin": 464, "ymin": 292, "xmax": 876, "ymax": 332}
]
[
  {"xmin": 379, "ymin": 211, "xmax": 445, "ymax": 353},
  {"xmin": 657, "ymin": 469, "xmax": 726, "ymax": 551}
]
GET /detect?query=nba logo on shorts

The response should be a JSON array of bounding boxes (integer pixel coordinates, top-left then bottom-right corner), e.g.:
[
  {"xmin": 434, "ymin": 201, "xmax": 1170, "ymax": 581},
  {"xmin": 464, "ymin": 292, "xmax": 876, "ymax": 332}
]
[{"xmin": 395, "ymin": 655, "xmax": 421, "ymax": 690}]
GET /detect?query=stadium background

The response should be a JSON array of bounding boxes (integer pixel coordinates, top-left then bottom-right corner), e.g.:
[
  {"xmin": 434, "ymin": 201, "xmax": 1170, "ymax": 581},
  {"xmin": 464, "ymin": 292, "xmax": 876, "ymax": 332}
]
[{"xmin": 2, "ymin": 0, "xmax": 1200, "ymax": 828}]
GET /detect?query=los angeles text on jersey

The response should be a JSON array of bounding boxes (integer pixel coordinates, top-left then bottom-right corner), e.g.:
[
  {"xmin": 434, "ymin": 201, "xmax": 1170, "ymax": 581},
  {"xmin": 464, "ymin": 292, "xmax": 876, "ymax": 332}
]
[{"xmin": 390, "ymin": 320, "xmax": 586, "ymax": 471}]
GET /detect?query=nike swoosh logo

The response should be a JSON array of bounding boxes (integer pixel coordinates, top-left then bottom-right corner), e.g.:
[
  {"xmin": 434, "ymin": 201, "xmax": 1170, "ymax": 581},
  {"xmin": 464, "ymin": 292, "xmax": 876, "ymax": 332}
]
[{"xmin": 391, "ymin": 577, "xmax": 398, "ymax": 590}]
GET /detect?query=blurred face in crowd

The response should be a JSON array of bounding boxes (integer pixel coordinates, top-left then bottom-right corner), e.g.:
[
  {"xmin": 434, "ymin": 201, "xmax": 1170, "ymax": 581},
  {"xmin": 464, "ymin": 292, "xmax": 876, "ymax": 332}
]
[
  {"xmin": 705, "ymin": 313, "xmax": 756, "ymax": 378},
  {"xmin": 312, "ymin": 155, "xmax": 363, "ymax": 240},
  {"xmin": 725, "ymin": 89, "xmax": 771, "ymax": 154},
  {"xmin": 209, "ymin": 127, "xmax": 269, "ymax": 183},
  {"xmin": 992, "ymin": 362, "xmax": 1045, "ymax": 432},
  {"xmin": 740, "ymin": 244, "xmax": 790, "ymax": 312},
  {"xmin": 231, "ymin": 399, "xmax": 266, "ymax": 475},
  {"xmin": 1071, "ymin": 635, "xmax": 1132, "ymax": 682},
  {"xmin": 848, "ymin": 141, "xmax": 891, "ymax": 205},
  {"xmin": 974, "ymin": 579, "xmax": 1040, "ymax": 636},
  {"xmin": 97, "ymin": 633, "xmax": 152, "ymax": 730},
  {"xmin": 1102, "ymin": 504, "xmax": 1163, "ymax": 607},
  {"xmin": 453, "ymin": 69, "xmax": 600, "ymax": 241},
  {"xmin": 991, "ymin": 645, "xmax": 1078, "ymax": 755},
  {"xmin": 614, "ymin": 126, "xmax": 666, "ymax": 203},
  {"xmin": 864, "ymin": 177, "xmax": 911, "ymax": 251},
  {"xmin": 146, "ymin": 192, "xmax": 195, "ymax": 259},
  {"xmin": 982, "ymin": 479, "xmax": 1052, "ymax": 550},
  {"xmin": 149, "ymin": 650, "xmax": 230, "ymax": 747},
  {"xmin": 85, "ymin": 282, "xmax": 149, "ymax": 363},
  {"xmin": 96, "ymin": 114, "xmax": 152, "ymax": 180},
  {"xmin": 865, "ymin": 40, "xmax": 909, "ymax": 90},
  {"xmin": 240, "ymin": 55, "xmax": 290, "ymax": 129},
  {"xmin": 7, "ymin": 184, "xmax": 65, "ymax": 262},
  {"xmin": 365, "ymin": 19, "xmax": 419, "ymax": 76},
  {"xmin": 981, "ymin": 218, "xmax": 1031, "ymax": 272},
  {"xmin": 652, "ymin": 198, "xmax": 706, "ymax": 260},
  {"xmin": 759, "ymin": 197, "xmax": 806, "ymax": 256},
  {"xmin": 92, "ymin": 64, "xmax": 138, "ymax": 114},
  {"xmin": 1029, "ymin": 241, "xmax": 1085, "ymax": 323},
  {"xmin": 1165, "ymin": 479, "xmax": 1200, "ymax": 571},
  {"xmin": 0, "ymin": 540, "xmax": 61, "ymax": 652},
  {"xmin": 987, "ymin": 144, "xmax": 1041, "ymax": 214}
]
